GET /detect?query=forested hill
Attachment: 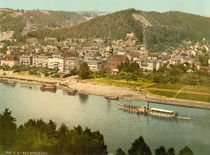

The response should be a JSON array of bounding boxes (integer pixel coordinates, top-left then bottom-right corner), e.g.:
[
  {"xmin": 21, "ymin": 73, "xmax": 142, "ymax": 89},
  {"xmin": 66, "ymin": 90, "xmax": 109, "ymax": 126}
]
[
  {"xmin": 28, "ymin": 9, "xmax": 210, "ymax": 52},
  {"xmin": 0, "ymin": 8, "xmax": 102, "ymax": 41}
]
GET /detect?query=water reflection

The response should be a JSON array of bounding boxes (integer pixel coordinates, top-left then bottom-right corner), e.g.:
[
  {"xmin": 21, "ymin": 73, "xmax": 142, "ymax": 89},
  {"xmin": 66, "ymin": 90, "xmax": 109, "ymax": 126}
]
[
  {"xmin": 79, "ymin": 93, "xmax": 89, "ymax": 104},
  {"xmin": 106, "ymin": 100, "xmax": 112, "ymax": 111},
  {"xmin": 2, "ymin": 82, "xmax": 16, "ymax": 87}
]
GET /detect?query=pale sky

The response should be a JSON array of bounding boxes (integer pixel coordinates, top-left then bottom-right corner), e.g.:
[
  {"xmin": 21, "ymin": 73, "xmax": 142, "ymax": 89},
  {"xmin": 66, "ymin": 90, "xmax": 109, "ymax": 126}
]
[{"xmin": 0, "ymin": 0, "xmax": 209, "ymax": 16}]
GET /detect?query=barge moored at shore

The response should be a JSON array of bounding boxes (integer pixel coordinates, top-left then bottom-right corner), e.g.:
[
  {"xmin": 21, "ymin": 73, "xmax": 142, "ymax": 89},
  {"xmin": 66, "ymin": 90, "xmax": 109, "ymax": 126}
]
[
  {"xmin": 40, "ymin": 84, "xmax": 56, "ymax": 92},
  {"xmin": 67, "ymin": 89, "xmax": 77, "ymax": 95}
]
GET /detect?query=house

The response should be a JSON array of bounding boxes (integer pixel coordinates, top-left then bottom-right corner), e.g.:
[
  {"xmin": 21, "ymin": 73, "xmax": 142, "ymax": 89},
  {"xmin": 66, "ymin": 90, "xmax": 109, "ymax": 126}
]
[
  {"xmin": 48, "ymin": 55, "xmax": 64, "ymax": 72},
  {"xmin": 137, "ymin": 60, "xmax": 156, "ymax": 71},
  {"xmin": 200, "ymin": 66, "xmax": 210, "ymax": 72},
  {"xmin": 33, "ymin": 55, "xmax": 49, "ymax": 68},
  {"xmin": 19, "ymin": 55, "xmax": 33, "ymax": 66},
  {"xmin": 104, "ymin": 55, "xmax": 129, "ymax": 71},
  {"xmin": 62, "ymin": 51, "xmax": 80, "ymax": 73},
  {"xmin": 64, "ymin": 57, "xmax": 80, "ymax": 73},
  {"xmin": 191, "ymin": 62, "xmax": 201, "ymax": 70},
  {"xmin": 0, "ymin": 55, "xmax": 19, "ymax": 67},
  {"xmin": 147, "ymin": 53, "xmax": 158, "ymax": 60},
  {"xmin": 84, "ymin": 59, "xmax": 104, "ymax": 72}
]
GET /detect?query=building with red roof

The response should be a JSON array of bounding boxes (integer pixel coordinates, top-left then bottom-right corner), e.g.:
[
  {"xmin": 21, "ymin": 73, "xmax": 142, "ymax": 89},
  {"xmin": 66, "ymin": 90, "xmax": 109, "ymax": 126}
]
[
  {"xmin": 104, "ymin": 54, "xmax": 129, "ymax": 71},
  {"xmin": 0, "ymin": 55, "xmax": 19, "ymax": 67}
]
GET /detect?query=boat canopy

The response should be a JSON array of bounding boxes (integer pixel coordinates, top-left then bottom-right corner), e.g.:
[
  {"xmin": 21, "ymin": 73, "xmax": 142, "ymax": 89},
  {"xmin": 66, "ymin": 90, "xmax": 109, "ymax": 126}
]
[{"xmin": 151, "ymin": 108, "xmax": 174, "ymax": 114}]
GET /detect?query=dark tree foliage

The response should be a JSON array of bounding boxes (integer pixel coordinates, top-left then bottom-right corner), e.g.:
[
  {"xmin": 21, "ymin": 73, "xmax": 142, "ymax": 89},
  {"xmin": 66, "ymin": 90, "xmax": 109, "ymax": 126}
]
[
  {"xmin": 155, "ymin": 146, "xmax": 167, "ymax": 155},
  {"xmin": 78, "ymin": 62, "xmax": 91, "ymax": 79},
  {"xmin": 118, "ymin": 62, "xmax": 141, "ymax": 74},
  {"xmin": 0, "ymin": 109, "xmax": 107, "ymax": 154},
  {"xmin": 115, "ymin": 148, "xmax": 127, "ymax": 155},
  {"xmin": 0, "ymin": 110, "xmax": 194, "ymax": 155},
  {"xmin": 155, "ymin": 146, "xmax": 175, "ymax": 155},
  {"xmin": 70, "ymin": 68, "xmax": 78, "ymax": 75},
  {"xmin": 167, "ymin": 148, "xmax": 175, "ymax": 155},
  {"xmin": 0, "ymin": 109, "xmax": 17, "ymax": 151},
  {"xmin": 128, "ymin": 136, "xmax": 152, "ymax": 155},
  {"xmin": 148, "ymin": 63, "xmax": 210, "ymax": 86},
  {"xmin": 198, "ymin": 48, "xmax": 210, "ymax": 66},
  {"xmin": 178, "ymin": 146, "xmax": 194, "ymax": 155}
]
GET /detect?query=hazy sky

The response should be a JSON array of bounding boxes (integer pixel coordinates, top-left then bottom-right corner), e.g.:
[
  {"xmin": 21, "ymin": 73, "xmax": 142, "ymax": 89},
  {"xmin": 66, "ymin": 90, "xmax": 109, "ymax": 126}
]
[{"xmin": 0, "ymin": 0, "xmax": 209, "ymax": 16}]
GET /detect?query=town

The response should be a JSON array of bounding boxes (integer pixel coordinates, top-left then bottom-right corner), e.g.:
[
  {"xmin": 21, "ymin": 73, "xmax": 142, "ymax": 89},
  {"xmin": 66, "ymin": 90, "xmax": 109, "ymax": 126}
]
[{"xmin": 0, "ymin": 32, "xmax": 210, "ymax": 74}]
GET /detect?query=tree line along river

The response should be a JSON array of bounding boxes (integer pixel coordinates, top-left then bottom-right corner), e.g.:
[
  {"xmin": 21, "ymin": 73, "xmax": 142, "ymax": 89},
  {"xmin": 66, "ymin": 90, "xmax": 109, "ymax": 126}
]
[{"xmin": 0, "ymin": 82, "xmax": 210, "ymax": 154}]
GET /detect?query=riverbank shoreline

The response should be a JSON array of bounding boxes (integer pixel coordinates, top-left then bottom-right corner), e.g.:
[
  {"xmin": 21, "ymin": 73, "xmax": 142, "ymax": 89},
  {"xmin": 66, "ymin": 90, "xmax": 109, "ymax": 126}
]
[{"xmin": 0, "ymin": 71, "xmax": 210, "ymax": 109}]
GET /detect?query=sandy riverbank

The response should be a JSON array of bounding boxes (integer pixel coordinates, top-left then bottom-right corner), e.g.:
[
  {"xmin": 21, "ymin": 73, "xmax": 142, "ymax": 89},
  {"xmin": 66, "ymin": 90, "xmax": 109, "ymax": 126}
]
[{"xmin": 0, "ymin": 71, "xmax": 210, "ymax": 109}]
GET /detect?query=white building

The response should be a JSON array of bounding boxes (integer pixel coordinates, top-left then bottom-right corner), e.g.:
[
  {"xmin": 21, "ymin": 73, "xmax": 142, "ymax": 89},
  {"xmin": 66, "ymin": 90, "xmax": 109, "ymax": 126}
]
[
  {"xmin": 84, "ymin": 60, "xmax": 103, "ymax": 72},
  {"xmin": 48, "ymin": 55, "xmax": 64, "ymax": 72},
  {"xmin": 19, "ymin": 55, "xmax": 33, "ymax": 66},
  {"xmin": 137, "ymin": 60, "xmax": 156, "ymax": 71},
  {"xmin": 33, "ymin": 56, "xmax": 49, "ymax": 68}
]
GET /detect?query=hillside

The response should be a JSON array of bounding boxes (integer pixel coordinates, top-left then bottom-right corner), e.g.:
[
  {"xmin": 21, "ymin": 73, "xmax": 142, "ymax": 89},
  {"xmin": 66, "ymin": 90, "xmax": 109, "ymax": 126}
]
[
  {"xmin": 27, "ymin": 9, "xmax": 210, "ymax": 52},
  {"xmin": 0, "ymin": 8, "xmax": 102, "ymax": 41}
]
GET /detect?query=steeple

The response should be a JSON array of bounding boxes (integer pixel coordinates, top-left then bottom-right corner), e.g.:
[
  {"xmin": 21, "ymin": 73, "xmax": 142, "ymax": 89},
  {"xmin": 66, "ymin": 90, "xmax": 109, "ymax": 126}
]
[{"xmin": 106, "ymin": 30, "xmax": 113, "ymax": 57}]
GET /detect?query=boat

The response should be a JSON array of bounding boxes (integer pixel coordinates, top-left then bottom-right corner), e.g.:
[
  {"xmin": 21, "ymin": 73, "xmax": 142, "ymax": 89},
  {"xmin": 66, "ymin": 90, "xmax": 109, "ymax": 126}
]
[
  {"xmin": 105, "ymin": 96, "xmax": 119, "ymax": 100},
  {"xmin": 148, "ymin": 108, "xmax": 176, "ymax": 118},
  {"xmin": 119, "ymin": 103, "xmax": 176, "ymax": 118},
  {"xmin": 118, "ymin": 104, "xmax": 147, "ymax": 113},
  {"xmin": 40, "ymin": 84, "xmax": 56, "ymax": 92},
  {"xmin": 118, "ymin": 103, "xmax": 191, "ymax": 120},
  {"xmin": 67, "ymin": 89, "xmax": 77, "ymax": 95}
]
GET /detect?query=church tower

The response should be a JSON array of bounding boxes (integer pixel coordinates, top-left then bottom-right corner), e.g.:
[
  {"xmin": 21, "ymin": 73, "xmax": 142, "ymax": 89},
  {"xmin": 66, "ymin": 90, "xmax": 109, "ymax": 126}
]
[{"xmin": 105, "ymin": 32, "xmax": 113, "ymax": 57}]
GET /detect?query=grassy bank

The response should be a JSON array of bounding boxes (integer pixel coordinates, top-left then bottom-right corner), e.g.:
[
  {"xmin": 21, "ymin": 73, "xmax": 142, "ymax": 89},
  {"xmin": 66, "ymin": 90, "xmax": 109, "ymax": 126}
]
[
  {"xmin": 148, "ymin": 83, "xmax": 184, "ymax": 90},
  {"xmin": 176, "ymin": 93, "xmax": 210, "ymax": 103},
  {"xmin": 147, "ymin": 84, "xmax": 210, "ymax": 103},
  {"xmin": 149, "ymin": 90, "xmax": 177, "ymax": 98},
  {"xmin": 182, "ymin": 85, "xmax": 210, "ymax": 94},
  {"xmin": 86, "ymin": 77, "xmax": 153, "ymax": 88}
]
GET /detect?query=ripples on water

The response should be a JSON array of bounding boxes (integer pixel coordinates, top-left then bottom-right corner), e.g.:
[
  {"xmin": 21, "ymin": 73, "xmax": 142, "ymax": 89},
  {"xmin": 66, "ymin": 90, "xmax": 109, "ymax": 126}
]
[{"xmin": 0, "ymin": 83, "xmax": 210, "ymax": 154}]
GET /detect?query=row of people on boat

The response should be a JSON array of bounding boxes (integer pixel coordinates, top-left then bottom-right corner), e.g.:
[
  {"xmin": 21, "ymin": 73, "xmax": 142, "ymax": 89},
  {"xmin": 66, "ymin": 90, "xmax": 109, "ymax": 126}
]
[{"xmin": 119, "ymin": 104, "xmax": 148, "ymax": 112}]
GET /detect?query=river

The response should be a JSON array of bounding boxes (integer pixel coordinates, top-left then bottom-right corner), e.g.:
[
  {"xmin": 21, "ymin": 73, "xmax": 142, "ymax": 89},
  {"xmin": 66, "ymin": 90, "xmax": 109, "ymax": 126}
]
[{"xmin": 0, "ymin": 82, "xmax": 210, "ymax": 154}]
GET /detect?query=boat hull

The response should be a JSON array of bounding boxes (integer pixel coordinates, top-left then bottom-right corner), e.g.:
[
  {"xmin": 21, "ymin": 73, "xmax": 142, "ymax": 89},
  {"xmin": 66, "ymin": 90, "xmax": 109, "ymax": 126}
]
[
  {"xmin": 105, "ymin": 96, "xmax": 119, "ymax": 100},
  {"xmin": 40, "ymin": 84, "xmax": 56, "ymax": 92}
]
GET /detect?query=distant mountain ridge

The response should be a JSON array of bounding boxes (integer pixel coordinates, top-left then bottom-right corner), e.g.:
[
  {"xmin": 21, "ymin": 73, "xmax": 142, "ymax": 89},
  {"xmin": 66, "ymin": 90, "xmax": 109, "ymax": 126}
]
[
  {"xmin": 0, "ymin": 8, "xmax": 103, "ymax": 41},
  {"xmin": 27, "ymin": 9, "xmax": 210, "ymax": 52},
  {"xmin": 1, "ymin": 8, "xmax": 210, "ymax": 52}
]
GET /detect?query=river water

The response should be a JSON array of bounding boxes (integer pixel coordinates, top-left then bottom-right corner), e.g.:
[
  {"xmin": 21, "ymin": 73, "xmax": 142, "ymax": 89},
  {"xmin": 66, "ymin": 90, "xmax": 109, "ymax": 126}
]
[{"xmin": 0, "ymin": 83, "xmax": 210, "ymax": 154}]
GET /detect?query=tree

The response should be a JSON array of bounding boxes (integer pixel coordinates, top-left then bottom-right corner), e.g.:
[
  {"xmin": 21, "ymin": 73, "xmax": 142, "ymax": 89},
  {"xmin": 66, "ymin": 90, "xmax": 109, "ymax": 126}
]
[
  {"xmin": 70, "ymin": 68, "xmax": 78, "ymax": 75},
  {"xmin": 115, "ymin": 148, "xmax": 126, "ymax": 155},
  {"xmin": 167, "ymin": 148, "xmax": 175, "ymax": 155},
  {"xmin": 178, "ymin": 146, "xmax": 193, "ymax": 155},
  {"xmin": 78, "ymin": 62, "xmax": 91, "ymax": 79},
  {"xmin": 155, "ymin": 146, "xmax": 167, "ymax": 155},
  {"xmin": 155, "ymin": 146, "xmax": 175, "ymax": 155},
  {"xmin": 128, "ymin": 136, "xmax": 152, "ymax": 155},
  {"xmin": 0, "ymin": 108, "xmax": 17, "ymax": 150}
]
